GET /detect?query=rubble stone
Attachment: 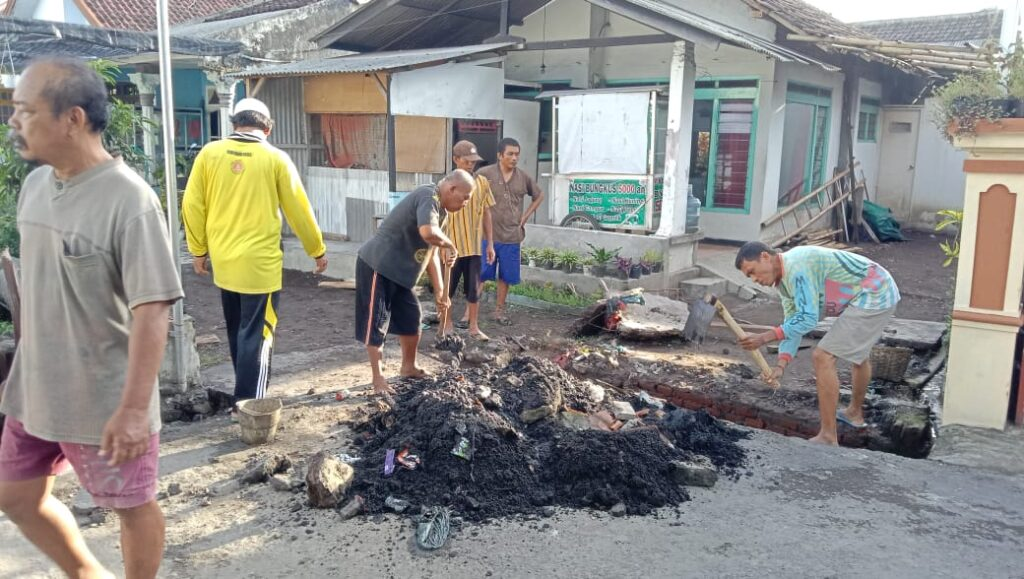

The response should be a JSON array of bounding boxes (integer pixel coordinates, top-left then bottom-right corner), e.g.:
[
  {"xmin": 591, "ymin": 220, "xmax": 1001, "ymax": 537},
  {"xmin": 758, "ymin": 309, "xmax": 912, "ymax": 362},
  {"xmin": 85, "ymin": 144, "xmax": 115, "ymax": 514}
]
[
  {"xmin": 611, "ymin": 401, "xmax": 637, "ymax": 421},
  {"xmin": 269, "ymin": 475, "xmax": 293, "ymax": 492},
  {"xmin": 610, "ymin": 503, "xmax": 627, "ymax": 517},
  {"xmin": 671, "ymin": 456, "xmax": 718, "ymax": 488},
  {"xmin": 306, "ymin": 452, "xmax": 354, "ymax": 508}
]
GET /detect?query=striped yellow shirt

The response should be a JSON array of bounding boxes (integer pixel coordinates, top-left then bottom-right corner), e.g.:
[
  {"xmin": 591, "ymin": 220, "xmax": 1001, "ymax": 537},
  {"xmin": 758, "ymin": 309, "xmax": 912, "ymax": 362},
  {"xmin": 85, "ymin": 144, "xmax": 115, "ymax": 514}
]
[{"xmin": 446, "ymin": 174, "xmax": 495, "ymax": 256}]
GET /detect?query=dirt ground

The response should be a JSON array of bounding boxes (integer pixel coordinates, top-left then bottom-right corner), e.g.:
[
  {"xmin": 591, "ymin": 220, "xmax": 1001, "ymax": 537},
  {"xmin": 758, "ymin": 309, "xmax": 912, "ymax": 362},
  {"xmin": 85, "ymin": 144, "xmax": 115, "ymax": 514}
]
[{"xmin": 1, "ymin": 232, "xmax": 1006, "ymax": 579}]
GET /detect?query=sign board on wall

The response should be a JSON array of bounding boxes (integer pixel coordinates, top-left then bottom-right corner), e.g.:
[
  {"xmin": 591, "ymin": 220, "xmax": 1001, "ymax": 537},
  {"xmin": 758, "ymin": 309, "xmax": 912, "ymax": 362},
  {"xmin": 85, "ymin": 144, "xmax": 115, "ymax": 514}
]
[{"xmin": 552, "ymin": 174, "xmax": 654, "ymax": 230}]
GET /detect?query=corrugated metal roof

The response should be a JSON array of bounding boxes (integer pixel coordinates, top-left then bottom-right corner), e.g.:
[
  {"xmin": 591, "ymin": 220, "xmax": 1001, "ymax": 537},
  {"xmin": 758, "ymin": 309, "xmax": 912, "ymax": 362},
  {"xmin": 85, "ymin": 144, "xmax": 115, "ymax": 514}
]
[
  {"xmin": 314, "ymin": 0, "xmax": 552, "ymax": 52},
  {"xmin": 229, "ymin": 42, "xmax": 513, "ymax": 78},
  {"xmin": 590, "ymin": 0, "xmax": 837, "ymax": 70}
]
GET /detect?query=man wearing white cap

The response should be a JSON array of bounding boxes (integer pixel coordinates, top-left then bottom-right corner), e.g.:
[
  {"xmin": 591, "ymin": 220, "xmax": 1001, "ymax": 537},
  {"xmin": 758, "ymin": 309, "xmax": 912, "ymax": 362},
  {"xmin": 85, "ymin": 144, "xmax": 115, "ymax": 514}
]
[{"xmin": 183, "ymin": 98, "xmax": 327, "ymax": 412}]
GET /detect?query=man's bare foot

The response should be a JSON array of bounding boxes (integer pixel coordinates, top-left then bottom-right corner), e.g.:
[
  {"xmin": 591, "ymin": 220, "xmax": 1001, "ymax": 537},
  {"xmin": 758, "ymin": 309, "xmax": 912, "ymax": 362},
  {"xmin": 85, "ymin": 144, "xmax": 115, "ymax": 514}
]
[
  {"xmin": 372, "ymin": 375, "xmax": 395, "ymax": 395},
  {"xmin": 839, "ymin": 408, "xmax": 866, "ymax": 427},
  {"xmin": 400, "ymin": 366, "xmax": 432, "ymax": 379},
  {"xmin": 809, "ymin": 433, "xmax": 839, "ymax": 446},
  {"xmin": 442, "ymin": 322, "xmax": 454, "ymax": 335}
]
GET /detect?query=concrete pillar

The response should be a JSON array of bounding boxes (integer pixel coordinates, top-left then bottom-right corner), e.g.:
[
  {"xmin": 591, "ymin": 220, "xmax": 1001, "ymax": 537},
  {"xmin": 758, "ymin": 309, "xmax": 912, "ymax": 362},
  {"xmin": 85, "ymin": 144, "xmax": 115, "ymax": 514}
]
[
  {"xmin": 655, "ymin": 40, "xmax": 696, "ymax": 238},
  {"xmin": 943, "ymin": 119, "xmax": 1024, "ymax": 429},
  {"xmin": 127, "ymin": 72, "xmax": 160, "ymax": 182},
  {"xmin": 587, "ymin": 5, "xmax": 609, "ymax": 89},
  {"xmin": 204, "ymin": 71, "xmax": 237, "ymax": 140}
]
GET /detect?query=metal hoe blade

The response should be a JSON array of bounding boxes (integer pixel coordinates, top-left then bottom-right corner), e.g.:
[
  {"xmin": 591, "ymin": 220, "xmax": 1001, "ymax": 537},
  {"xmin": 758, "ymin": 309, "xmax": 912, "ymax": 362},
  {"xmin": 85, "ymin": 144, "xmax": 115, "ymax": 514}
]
[{"xmin": 683, "ymin": 297, "xmax": 717, "ymax": 343}]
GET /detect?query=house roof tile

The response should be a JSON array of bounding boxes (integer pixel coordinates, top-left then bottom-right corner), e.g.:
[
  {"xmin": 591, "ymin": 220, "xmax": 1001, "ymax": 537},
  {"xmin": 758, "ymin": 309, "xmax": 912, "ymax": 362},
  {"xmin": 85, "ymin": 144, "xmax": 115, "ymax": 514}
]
[{"xmin": 854, "ymin": 9, "xmax": 1003, "ymax": 47}]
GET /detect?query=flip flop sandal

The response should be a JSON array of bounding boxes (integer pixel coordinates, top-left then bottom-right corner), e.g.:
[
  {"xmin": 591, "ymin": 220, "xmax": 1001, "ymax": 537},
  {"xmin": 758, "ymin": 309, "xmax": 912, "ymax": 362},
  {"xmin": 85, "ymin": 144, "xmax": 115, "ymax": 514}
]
[
  {"xmin": 836, "ymin": 410, "xmax": 867, "ymax": 429},
  {"xmin": 470, "ymin": 332, "xmax": 491, "ymax": 342},
  {"xmin": 493, "ymin": 317, "xmax": 514, "ymax": 327},
  {"xmin": 455, "ymin": 320, "xmax": 470, "ymax": 329}
]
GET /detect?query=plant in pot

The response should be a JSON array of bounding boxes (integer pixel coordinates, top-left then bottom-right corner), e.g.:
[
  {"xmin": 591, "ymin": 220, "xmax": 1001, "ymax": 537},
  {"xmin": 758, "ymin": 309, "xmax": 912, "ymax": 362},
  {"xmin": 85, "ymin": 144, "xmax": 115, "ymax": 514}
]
[
  {"xmin": 522, "ymin": 247, "xmax": 540, "ymax": 267},
  {"xmin": 581, "ymin": 257, "xmax": 594, "ymax": 276},
  {"xmin": 614, "ymin": 256, "xmax": 634, "ymax": 280},
  {"xmin": 558, "ymin": 250, "xmax": 582, "ymax": 274},
  {"xmin": 641, "ymin": 249, "xmax": 663, "ymax": 274},
  {"xmin": 539, "ymin": 248, "xmax": 560, "ymax": 270},
  {"xmin": 934, "ymin": 68, "xmax": 1005, "ymax": 141},
  {"xmin": 586, "ymin": 243, "xmax": 621, "ymax": 277}
]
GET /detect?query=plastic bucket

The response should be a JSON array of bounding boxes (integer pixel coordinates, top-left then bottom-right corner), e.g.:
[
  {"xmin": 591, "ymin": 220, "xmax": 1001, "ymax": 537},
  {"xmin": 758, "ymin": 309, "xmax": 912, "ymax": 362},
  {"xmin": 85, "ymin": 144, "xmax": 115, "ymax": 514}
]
[{"xmin": 237, "ymin": 398, "xmax": 283, "ymax": 445}]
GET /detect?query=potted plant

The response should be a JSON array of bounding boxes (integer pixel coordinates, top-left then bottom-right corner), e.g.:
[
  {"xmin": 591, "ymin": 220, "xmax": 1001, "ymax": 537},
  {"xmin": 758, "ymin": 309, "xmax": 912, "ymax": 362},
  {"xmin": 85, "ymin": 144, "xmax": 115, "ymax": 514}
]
[
  {"xmin": 522, "ymin": 247, "xmax": 540, "ymax": 267},
  {"xmin": 558, "ymin": 250, "xmax": 582, "ymax": 274},
  {"xmin": 586, "ymin": 243, "xmax": 621, "ymax": 277},
  {"xmin": 934, "ymin": 68, "xmax": 1005, "ymax": 140},
  {"xmin": 615, "ymin": 256, "xmax": 633, "ymax": 280},
  {"xmin": 581, "ymin": 257, "xmax": 593, "ymax": 276},
  {"xmin": 539, "ymin": 248, "xmax": 560, "ymax": 270},
  {"xmin": 641, "ymin": 249, "xmax": 663, "ymax": 274}
]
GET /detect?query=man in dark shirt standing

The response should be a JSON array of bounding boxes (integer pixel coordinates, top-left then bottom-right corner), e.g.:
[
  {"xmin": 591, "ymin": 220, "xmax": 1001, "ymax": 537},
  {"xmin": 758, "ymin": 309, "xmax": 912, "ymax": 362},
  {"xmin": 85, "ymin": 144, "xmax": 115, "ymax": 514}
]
[
  {"xmin": 355, "ymin": 170, "xmax": 473, "ymax": 394},
  {"xmin": 476, "ymin": 138, "xmax": 545, "ymax": 325}
]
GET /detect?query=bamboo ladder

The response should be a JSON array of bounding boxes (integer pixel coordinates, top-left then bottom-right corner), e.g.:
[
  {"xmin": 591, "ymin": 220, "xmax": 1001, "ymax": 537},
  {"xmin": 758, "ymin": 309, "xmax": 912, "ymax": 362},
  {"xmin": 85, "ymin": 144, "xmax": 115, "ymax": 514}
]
[{"xmin": 762, "ymin": 162, "xmax": 860, "ymax": 248}]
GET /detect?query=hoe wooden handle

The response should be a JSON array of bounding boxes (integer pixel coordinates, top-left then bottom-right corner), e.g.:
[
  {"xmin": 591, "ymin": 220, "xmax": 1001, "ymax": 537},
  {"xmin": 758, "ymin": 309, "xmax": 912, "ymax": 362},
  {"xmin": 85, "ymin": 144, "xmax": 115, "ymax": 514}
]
[{"xmin": 714, "ymin": 301, "xmax": 775, "ymax": 382}]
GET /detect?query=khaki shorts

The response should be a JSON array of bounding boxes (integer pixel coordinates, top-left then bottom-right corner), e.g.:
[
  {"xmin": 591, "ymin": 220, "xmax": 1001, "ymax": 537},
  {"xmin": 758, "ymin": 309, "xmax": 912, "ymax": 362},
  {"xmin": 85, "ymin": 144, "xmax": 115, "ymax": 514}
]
[{"xmin": 817, "ymin": 305, "xmax": 897, "ymax": 364}]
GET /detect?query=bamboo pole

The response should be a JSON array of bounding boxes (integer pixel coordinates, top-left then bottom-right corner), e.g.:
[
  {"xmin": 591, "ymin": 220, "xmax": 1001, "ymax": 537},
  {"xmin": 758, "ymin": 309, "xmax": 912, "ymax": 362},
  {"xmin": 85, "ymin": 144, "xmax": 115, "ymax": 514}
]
[
  {"xmin": 786, "ymin": 34, "xmax": 996, "ymax": 56},
  {"xmin": 762, "ymin": 163, "xmax": 857, "ymax": 228}
]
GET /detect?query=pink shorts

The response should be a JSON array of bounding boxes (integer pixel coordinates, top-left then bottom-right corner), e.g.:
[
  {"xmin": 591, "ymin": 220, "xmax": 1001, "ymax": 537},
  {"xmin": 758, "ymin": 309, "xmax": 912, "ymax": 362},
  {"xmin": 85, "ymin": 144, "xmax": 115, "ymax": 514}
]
[{"xmin": 0, "ymin": 418, "xmax": 160, "ymax": 509}]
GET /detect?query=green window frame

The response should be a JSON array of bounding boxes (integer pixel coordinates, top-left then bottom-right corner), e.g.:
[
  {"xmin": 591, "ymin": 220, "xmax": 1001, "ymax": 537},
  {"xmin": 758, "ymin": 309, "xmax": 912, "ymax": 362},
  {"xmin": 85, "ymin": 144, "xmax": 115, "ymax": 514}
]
[
  {"xmin": 691, "ymin": 78, "xmax": 760, "ymax": 214},
  {"xmin": 783, "ymin": 83, "xmax": 832, "ymax": 199},
  {"xmin": 858, "ymin": 98, "xmax": 880, "ymax": 143}
]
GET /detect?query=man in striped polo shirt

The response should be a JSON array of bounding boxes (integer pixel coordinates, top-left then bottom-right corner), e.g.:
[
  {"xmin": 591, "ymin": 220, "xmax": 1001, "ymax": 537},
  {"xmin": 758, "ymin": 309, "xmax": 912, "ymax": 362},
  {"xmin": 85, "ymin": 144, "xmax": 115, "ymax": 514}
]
[
  {"xmin": 445, "ymin": 140, "xmax": 496, "ymax": 341},
  {"xmin": 734, "ymin": 242, "xmax": 900, "ymax": 446}
]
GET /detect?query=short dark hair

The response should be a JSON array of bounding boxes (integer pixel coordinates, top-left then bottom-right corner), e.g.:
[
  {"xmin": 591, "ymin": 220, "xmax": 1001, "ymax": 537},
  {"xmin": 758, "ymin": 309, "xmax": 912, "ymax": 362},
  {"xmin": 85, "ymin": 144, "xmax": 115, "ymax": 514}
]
[
  {"xmin": 230, "ymin": 110, "xmax": 273, "ymax": 132},
  {"xmin": 31, "ymin": 57, "xmax": 109, "ymax": 133},
  {"xmin": 735, "ymin": 241, "xmax": 776, "ymax": 269},
  {"xmin": 497, "ymin": 137, "xmax": 520, "ymax": 155}
]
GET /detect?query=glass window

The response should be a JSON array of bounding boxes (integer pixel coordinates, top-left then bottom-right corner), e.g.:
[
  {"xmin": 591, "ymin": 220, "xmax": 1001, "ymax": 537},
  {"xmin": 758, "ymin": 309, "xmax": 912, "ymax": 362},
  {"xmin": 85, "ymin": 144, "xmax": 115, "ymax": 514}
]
[
  {"xmin": 688, "ymin": 79, "xmax": 759, "ymax": 212},
  {"xmin": 857, "ymin": 98, "xmax": 880, "ymax": 143}
]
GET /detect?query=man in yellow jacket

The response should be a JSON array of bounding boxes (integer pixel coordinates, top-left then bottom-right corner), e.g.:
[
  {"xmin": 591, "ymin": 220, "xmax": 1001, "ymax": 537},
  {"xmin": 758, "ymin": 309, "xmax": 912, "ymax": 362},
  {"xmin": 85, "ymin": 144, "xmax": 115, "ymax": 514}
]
[{"xmin": 183, "ymin": 98, "xmax": 327, "ymax": 408}]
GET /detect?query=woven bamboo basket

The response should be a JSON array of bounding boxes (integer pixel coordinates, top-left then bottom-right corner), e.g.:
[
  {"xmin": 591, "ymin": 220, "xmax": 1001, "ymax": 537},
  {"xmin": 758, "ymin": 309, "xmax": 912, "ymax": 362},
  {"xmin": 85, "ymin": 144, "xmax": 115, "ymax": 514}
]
[{"xmin": 870, "ymin": 345, "xmax": 913, "ymax": 382}]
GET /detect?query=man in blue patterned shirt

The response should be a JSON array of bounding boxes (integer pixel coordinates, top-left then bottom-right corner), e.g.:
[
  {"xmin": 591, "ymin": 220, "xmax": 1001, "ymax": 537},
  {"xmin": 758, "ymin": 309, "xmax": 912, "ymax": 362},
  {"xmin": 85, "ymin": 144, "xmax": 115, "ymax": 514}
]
[{"xmin": 734, "ymin": 242, "xmax": 900, "ymax": 446}]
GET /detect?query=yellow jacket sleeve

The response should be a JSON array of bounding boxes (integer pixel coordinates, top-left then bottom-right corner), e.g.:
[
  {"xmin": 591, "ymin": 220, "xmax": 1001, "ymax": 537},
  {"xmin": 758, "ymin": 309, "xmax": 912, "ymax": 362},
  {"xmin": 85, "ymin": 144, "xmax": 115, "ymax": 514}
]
[
  {"xmin": 182, "ymin": 150, "xmax": 208, "ymax": 256},
  {"xmin": 276, "ymin": 154, "xmax": 327, "ymax": 258}
]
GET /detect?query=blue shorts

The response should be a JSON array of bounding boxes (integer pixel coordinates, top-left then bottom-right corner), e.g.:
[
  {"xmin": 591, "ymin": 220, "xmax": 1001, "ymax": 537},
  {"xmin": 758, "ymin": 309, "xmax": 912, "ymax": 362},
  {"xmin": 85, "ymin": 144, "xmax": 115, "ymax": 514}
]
[{"xmin": 479, "ymin": 241, "xmax": 521, "ymax": 285}]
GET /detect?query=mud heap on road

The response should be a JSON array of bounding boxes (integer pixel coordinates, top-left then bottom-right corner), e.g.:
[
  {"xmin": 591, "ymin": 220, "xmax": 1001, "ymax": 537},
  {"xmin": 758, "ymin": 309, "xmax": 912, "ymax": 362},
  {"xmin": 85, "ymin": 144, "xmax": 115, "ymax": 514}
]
[{"xmin": 349, "ymin": 356, "xmax": 750, "ymax": 521}]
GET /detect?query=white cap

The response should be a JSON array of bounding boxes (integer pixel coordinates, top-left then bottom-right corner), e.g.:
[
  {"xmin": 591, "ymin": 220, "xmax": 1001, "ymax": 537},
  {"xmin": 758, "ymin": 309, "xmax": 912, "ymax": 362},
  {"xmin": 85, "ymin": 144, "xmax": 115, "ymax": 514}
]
[{"xmin": 232, "ymin": 98, "xmax": 271, "ymax": 119}]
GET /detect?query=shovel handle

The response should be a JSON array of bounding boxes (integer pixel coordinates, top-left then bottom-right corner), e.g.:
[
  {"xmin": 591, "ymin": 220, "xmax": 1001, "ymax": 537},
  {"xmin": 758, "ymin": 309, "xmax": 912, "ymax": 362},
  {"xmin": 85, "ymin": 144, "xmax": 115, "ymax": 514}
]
[
  {"xmin": 439, "ymin": 254, "xmax": 453, "ymax": 335},
  {"xmin": 714, "ymin": 301, "xmax": 775, "ymax": 382}
]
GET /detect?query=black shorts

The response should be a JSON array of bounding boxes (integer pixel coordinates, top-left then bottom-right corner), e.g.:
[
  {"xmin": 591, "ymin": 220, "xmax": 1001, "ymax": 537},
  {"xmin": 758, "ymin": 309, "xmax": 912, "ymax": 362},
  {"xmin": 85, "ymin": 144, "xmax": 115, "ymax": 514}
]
[
  {"xmin": 354, "ymin": 258, "xmax": 422, "ymax": 347},
  {"xmin": 448, "ymin": 255, "xmax": 482, "ymax": 303}
]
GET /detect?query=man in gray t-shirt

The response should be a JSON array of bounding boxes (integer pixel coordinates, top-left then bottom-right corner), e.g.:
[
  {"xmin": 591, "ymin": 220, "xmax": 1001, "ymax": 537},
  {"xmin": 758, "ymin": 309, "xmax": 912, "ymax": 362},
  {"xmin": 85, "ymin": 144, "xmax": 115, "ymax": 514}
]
[
  {"xmin": 356, "ymin": 170, "xmax": 473, "ymax": 394},
  {"xmin": 0, "ymin": 58, "xmax": 182, "ymax": 579}
]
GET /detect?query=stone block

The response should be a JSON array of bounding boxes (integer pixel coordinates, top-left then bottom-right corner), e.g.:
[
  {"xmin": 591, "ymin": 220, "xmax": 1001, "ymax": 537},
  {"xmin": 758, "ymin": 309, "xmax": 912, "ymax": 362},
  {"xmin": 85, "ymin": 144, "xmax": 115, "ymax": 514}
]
[
  {"xmin": 671, "ymin": 456, "xmax": 718, "ymax": 488},
  {"xmin": 306, "ymin": 452, "xmax": 354, "ymax": 508},
  {"xmin": 611, "ymin": 401, "xmax": 637, "ymax": 421}
]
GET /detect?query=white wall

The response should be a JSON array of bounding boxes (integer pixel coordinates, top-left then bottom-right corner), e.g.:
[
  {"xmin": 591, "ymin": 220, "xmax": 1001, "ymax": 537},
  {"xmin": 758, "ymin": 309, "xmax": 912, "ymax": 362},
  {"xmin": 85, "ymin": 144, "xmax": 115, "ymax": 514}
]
[
  {"xmin": 853, "ymin": 78, "xmax": 882, "ymax": 196},
  {"xmin": 909, "ymin": 99, "xmax": 968, "ymax": 228},
  {"xmin": 391, "ymin": 62, "xmax": 504, "ymax": 119},
  {"xmin": 15, "ymin": 0, "xmax": 87, "ymax": 23}
]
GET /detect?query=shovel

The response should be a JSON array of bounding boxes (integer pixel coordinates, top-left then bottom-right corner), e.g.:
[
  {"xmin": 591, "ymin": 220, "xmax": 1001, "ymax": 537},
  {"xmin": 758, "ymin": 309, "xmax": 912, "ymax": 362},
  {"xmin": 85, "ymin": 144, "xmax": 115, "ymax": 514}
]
[
  {"xmin": 435, "ymin": 259, "xmax": 464, "ymax": 353},
  {"xmin": 684, "ymin": 294, "xmax": 777, "ymax": 387}
]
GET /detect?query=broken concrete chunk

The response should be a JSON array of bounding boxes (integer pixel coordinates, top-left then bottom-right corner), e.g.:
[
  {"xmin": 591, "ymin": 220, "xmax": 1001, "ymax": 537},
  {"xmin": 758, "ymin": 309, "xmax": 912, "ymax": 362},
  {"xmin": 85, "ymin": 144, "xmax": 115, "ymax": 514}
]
[
  {"xmin": 167, "ymin": 482, "xmax": 183, "ymax": 497},
  {"xmin": 585, "ymin": 382, "xmax": 606, "ymax": 404},
  {"xmin": 240, "ymin": 454, "xmax": 293, "ymax": 485},
  {"xmin": 306, "ymin": 451, "xmax": 354, "ymax": 508},
  {"xmin": 476, "ymin": 385, "xmax": 492, "ymax": 400},
  {"xmin": 208, "ymin": 479, "xmax": 242, "ymax": 497},
  {"xmin": 269, "ymin": 475, "xmax": 293, "ymax": 492},
  {"xmin": 671, "ymin": 456, "xmax": 718, "ymax": 488},
  {"xmin": 635, "ymin": 391, "xmax": 664, "ymax": 410},
  {"xmin": 558, "ymin": 410, "xmax": 592, "ymax": 431},
  {"xmin": 611, "ymin": 401, "xmax": 637, "ymax": 422},
  {"xmin": 610, "ymin": 503, "xmax": 627, "ymax": 517}
]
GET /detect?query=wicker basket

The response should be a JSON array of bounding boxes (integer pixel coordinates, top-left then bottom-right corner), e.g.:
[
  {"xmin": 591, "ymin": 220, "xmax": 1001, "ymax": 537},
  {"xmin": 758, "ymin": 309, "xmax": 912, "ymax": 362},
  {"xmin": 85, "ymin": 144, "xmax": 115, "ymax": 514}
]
[{"xmin": 870, "ymin": 345, "xmax": 913, "ymax": 382}]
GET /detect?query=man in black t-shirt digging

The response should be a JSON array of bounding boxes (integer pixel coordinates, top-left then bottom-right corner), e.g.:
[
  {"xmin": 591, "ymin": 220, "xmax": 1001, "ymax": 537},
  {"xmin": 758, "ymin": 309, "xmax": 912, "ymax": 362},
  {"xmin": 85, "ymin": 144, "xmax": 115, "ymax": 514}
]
[{"xmin": 355, "ymin": 170, "xmax": 474, "ymax": 394}]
